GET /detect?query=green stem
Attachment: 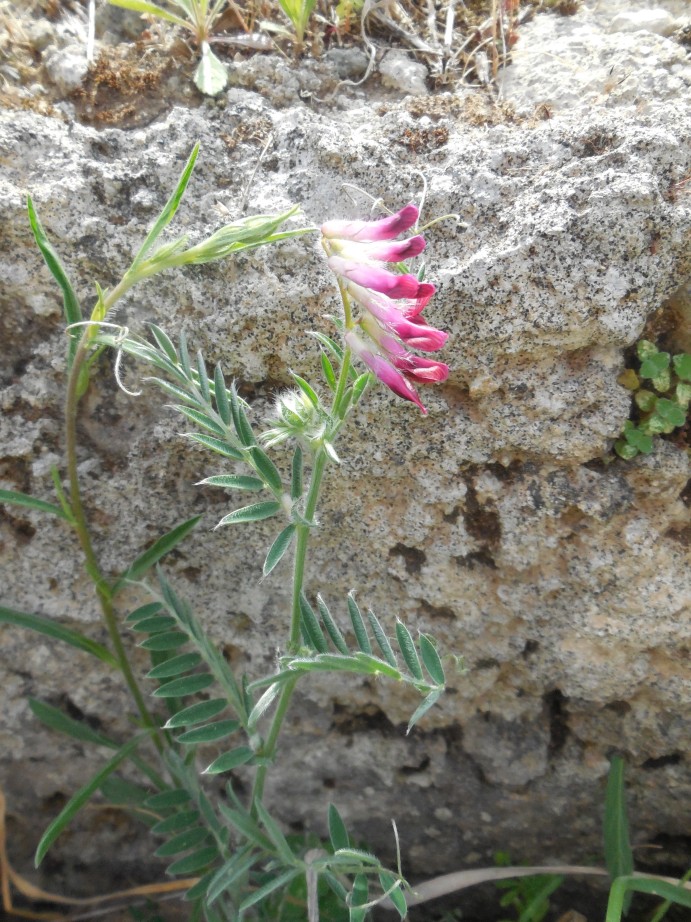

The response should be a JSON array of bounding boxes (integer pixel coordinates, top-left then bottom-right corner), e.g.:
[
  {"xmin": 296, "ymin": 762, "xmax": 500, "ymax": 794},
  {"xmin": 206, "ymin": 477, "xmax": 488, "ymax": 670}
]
[
  {"xmin": 251, "ymin": 448, "xmax": 329, "ymax": 808},
  {"xmin": 65, "ymin": 335, "xmax": 164, "ymax": 753}
]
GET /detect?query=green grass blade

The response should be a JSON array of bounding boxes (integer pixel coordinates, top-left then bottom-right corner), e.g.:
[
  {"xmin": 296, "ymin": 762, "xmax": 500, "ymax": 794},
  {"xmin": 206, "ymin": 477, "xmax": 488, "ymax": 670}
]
[
  {"xmin": 0, "ymin": 606, "xmax": 117, "ymax": 667},
  {"xmin": 29, "ymin": 699, "xmax": 118, "ymax": 749},
  {"xmin": 604, "ymin": 756, "xmax": 634, "ymax": 893},
  {"xmin": 649, "ymin": 869, "xmax": 691, "ymax": 922},
  {"xmin": 107, "ymin": 0, "xmax": 189, "ymax": 27},
  {"xmin": 0, "ymin": 488, "xmax": 73, "ymax": 523},
  {"xmin": 130, "ymin": 143, "xmax": 199, "ymax": 270},
  {"xmin": 26, "ymin": 195, "xmax": 82, "ymax": 368},
  {"xmin": 113, "ymin": 515, "xmax": 202, "ymax": 592},
  {"xmin": 606, "ymin": 876, "xmax": 691, "ymax": 922},
  {"xmin": 35, "ymin": 736, "xmax": 143, "ymax": 866}
]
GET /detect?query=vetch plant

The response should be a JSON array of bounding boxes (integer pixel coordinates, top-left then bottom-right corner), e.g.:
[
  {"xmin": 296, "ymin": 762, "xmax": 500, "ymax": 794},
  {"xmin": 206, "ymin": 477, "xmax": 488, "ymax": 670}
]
[
  {"xmin": 107, "ymin": 0, "xmax": 232, "ymax": 94},
  {"xmin": 0, "ymin": 146, "xmax": 455, "ymax": 920},
  {"xmin": 615, "ymin": 339, "xmax": 691, "ymax": 459}
]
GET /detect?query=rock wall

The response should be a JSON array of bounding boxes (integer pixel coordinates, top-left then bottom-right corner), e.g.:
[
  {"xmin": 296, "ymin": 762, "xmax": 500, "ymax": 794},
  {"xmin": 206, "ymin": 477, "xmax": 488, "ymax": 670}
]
[{"xmin": 1, "ymin": 0, "xmax": 690, "ymax": 911}]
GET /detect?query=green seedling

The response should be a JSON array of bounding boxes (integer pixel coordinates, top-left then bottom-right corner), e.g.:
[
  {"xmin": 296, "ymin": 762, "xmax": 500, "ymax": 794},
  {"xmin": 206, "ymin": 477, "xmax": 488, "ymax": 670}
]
[
  {"xmin": 615, "ymin": 339, "xmax": 691, "ymax": 459},
  {"xmin": 107, "ymin": 0, "xmax": 231, "ymax": 94}
]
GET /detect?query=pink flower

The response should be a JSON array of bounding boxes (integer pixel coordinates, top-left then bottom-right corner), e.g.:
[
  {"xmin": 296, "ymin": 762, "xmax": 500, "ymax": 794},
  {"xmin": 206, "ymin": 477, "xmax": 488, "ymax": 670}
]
[
  {"xmin": 345, "ymin": 330, "xmax": 428, "ymax": 414},
  {"xmin": 322, "ymin": 203, "xmax": 449, "ymax": 414},
  {"xmin": 326, "ymin": 255, "xmax": 426, "ymax": 300},
  {"xmin": 321, "ymin": 203, "xmax": 419, "ymax": 242}
]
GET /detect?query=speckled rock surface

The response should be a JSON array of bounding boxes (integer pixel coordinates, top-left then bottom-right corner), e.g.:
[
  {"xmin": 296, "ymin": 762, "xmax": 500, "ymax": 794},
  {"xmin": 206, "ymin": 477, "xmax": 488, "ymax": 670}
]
[{"xmin": 1, "ymin": 1, "xmax": 690, "ymax": 910}]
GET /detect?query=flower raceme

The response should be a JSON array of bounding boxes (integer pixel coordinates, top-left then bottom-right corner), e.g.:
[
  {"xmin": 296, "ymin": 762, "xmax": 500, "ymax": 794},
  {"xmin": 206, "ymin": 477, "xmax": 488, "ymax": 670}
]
[{"xmin": 322, "ymin": 203, "xmax": 449, "ymax": 414}]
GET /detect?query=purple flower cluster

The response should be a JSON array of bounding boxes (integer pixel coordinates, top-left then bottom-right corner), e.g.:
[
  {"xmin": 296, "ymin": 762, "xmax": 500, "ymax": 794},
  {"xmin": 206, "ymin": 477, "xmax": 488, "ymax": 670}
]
[{"xmin": 322, "ymin": 204, "xmax": 448, "ymax": 414}]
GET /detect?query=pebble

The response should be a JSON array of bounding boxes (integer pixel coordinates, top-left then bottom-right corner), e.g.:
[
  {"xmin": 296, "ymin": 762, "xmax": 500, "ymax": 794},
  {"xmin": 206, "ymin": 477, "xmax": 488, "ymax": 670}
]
[
  {"xmin": 44, "ymin": 44, "xmax": 89, "ymax": 94},
  {"xmin": 379, "ymin": 50, "xmax": 428, "ymax": 96},
  {"xmin": 28, "ymin": 20, "xmax": 55, "ymax": 52},
  {"xmin": 324, "ymin": 47, "xmax": 370, "ymax": 80},
  {"xmin": 608, "ymin": 8, "xmax": 679, "ymax": 36}
]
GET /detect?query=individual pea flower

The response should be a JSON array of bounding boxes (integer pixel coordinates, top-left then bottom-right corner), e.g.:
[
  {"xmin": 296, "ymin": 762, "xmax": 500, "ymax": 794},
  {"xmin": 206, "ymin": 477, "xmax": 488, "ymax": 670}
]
[{"xmin": 322, "ymin": 203, "xmax": 449, "ymax": 414}]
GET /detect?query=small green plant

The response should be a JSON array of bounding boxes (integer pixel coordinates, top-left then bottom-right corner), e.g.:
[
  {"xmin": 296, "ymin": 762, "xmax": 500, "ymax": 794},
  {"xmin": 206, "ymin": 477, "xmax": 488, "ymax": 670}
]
[
  {"xmin": 615, "ymin": 340, "xmax": 691, "ymax": 459},
  {"xmin": 276, "ymin": 0, "xmax": 317, "ymax": 46},
  {"xmin": 603, "ymin": 756, "xmax": 691, "ymax": 922},
  {"xmin": 494, "ymin": 852, "xmax": 563, "ymax": 922},
  {"xmin": 107, "ymin": 0, "xmax": 230, "ymax": 94}
]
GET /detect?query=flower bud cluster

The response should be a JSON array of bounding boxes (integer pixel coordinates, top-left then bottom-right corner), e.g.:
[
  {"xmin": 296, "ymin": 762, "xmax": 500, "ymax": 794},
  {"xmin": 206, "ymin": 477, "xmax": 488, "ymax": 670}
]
[{"xmin": 262, "ymin": 388, "xmax": 328, "ymax": 450}]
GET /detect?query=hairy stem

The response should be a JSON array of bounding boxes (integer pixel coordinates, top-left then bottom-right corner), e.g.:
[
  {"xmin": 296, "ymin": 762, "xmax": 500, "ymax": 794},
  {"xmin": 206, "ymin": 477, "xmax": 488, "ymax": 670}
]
[
  {"xmin": 251, "ymin": 448, "xmax": 329, "ymax": 808},
  {"xmin": 65, "ymin": 335, "xmax": 164, "ymax": 753}
]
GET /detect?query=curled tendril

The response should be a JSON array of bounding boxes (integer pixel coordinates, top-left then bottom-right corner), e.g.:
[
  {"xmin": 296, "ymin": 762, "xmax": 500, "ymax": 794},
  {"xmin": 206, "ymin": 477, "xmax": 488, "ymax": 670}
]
[{"xmin": 65, "ymin": 321, "xmax": 142, "ymax": 397}]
